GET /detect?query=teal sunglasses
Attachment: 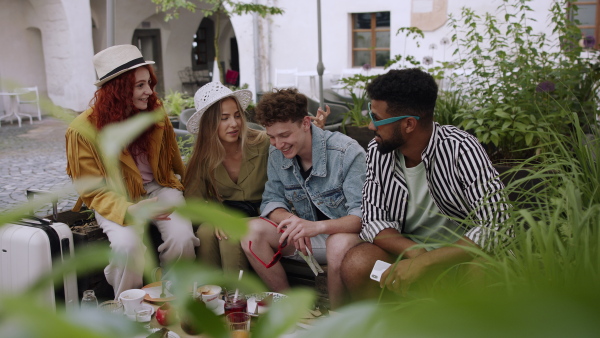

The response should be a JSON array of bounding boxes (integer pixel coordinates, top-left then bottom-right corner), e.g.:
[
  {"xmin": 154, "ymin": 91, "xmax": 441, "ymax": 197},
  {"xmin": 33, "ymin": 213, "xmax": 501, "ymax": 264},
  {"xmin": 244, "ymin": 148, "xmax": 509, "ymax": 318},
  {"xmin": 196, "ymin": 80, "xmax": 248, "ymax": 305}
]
[{"xmin": 368, "ymin": 102, "xmax": 420, "ymax": 129}]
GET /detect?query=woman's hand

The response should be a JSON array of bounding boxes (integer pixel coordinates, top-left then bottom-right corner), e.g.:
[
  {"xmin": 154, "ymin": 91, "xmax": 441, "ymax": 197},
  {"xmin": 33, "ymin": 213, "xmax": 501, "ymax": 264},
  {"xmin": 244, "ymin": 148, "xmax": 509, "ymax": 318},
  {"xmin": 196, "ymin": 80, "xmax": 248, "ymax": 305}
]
[
  {"xmin": 311, "ymin": 105, "xmax": 331, "ymax": 129},
  {"xmin": 127, "ymin": 197, "xmax": 172, "ymax": 221},
  {"xmin": 215, "ymin": 227, "xmax": 228, "ymax": 240}
]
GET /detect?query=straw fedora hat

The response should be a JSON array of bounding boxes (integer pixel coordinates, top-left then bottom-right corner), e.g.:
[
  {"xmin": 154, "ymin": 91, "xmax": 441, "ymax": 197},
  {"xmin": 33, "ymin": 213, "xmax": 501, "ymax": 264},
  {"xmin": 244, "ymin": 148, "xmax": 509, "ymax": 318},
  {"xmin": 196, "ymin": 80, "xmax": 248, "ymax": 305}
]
[
  {"xmin": 93, "ymin": 45, "xmax": 155, "ymax": 87},
  {"xmin": 186, "ymin": 82, "xmax": 252, "ymax": 134}
]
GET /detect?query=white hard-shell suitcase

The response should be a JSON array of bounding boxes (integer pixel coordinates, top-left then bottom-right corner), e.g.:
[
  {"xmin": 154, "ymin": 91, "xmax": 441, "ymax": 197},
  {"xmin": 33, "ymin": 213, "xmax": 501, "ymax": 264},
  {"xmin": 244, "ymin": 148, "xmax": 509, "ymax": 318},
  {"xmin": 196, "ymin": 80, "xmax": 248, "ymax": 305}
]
[{"xmin": 0, "ymin": 217, "xmax": 79, "ymax": 311}]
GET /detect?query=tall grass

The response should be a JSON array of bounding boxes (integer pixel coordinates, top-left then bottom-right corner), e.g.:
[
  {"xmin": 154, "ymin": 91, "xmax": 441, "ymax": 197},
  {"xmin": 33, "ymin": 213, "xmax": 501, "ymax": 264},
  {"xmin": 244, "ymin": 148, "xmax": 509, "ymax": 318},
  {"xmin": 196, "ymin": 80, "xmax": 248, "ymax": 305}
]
[
  {"xmin": 298, "ymin": 111, "xmax": 600, "ymax": 337},
  {"xmin": 488, "ymin": 112, "xmax": 600, "ymax": 293}
]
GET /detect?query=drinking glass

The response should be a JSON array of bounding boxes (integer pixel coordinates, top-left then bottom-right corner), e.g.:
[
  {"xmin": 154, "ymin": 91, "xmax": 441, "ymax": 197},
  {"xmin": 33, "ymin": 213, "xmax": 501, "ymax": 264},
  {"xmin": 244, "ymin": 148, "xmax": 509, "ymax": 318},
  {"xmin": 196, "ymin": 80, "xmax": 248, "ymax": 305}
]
[
  {"xmin": 226, "ymin": 312, "xmax": 251, "ymax": 338},
  {"xmin": 224, "ymin": 293, "xmax": 247, "ymax": 316},
  {"xmin": 135, "ymin": 307, "xmax": 152, "ymax": 329},
  {"xmin": 81, "ymin": 290, "xmax": 98, "ymax": 309}
]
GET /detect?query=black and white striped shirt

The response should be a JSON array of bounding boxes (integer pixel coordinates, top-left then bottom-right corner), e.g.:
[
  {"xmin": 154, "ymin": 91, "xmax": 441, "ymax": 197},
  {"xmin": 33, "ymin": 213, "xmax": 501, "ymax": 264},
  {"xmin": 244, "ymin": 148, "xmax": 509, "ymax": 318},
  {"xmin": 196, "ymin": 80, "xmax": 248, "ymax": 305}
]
[{"xmin": 360, "ymin": 123, "xmax": 510, "ymax": 249}]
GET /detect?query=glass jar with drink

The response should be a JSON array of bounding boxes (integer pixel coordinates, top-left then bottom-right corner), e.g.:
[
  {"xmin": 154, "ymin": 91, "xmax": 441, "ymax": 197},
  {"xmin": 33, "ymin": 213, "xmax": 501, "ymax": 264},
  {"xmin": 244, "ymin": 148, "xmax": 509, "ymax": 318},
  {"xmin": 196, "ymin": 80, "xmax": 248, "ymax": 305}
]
[
  {"xmin": 226, "ymin": 312, "xmax": 251, "ymax": 338},
  {"xmin": 224, "ymin": 293, "xmax": 247, "ymax": 316}
]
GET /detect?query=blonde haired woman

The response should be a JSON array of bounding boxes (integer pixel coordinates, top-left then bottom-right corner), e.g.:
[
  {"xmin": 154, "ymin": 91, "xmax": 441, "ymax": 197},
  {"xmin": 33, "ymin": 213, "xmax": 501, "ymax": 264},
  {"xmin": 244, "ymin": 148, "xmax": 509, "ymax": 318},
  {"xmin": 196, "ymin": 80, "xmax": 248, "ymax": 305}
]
[{"xmin": 184, "ymin": 82, "xmax": 328, "ymax": 272}]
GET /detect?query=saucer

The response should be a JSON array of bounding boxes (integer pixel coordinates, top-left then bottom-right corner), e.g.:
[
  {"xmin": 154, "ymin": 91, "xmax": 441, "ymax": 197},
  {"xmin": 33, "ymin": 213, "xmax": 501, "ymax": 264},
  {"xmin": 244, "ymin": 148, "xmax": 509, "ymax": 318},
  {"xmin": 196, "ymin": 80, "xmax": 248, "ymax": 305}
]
[
  {"xmin": 148, "ymin": 328, "xmax": 180, "ymax": 338},
  {"xmin": 142, "ymin": 281, "xmax": 175, "ymax": 302},
  {"xmin": 125, "ymin": 303, "xmax": 154, "ymax": 321}
]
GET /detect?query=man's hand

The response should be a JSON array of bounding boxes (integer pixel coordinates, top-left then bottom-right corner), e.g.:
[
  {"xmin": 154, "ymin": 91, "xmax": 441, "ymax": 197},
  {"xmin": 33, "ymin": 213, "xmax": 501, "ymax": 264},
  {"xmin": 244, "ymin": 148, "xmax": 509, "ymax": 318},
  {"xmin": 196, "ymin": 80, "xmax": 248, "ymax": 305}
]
[
  {"xmin": 378, "ymin": 237, "xmax": 477, "ymax": 296},
  {"xmin": 310, "ymin": 105, "xmax": 331, "ymax": 129},
  {"xmin": 294, "ymin": 237, "xmax": 313, "ymax": 256},
  {"xmin": 277, "ymin": 215, "xmax": 323, "ymax": 245},
  {"xmin": 380, "ymin": 256, "xmax": 427, "ymax": 296}
]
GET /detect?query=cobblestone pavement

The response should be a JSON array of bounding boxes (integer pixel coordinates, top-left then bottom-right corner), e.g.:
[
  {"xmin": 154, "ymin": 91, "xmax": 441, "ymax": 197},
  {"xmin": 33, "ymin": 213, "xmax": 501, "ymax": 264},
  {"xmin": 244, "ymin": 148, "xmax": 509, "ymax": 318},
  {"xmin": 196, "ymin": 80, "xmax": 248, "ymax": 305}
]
[{"xmin": 0, "ymin": 116, "xmax": 78, "ymax": 217}]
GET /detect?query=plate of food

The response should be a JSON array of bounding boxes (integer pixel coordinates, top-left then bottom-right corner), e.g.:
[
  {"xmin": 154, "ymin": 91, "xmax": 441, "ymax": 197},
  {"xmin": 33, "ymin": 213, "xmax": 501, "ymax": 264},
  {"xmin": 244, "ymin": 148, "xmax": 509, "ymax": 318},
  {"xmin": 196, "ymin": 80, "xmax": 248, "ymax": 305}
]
[
  {"xmin": 245, "ymin": 292, "xmax": 287, "ymax": 314},
  {"xmin": 142, "ymin": 281, "xmax": 176, "ymax": 303}
]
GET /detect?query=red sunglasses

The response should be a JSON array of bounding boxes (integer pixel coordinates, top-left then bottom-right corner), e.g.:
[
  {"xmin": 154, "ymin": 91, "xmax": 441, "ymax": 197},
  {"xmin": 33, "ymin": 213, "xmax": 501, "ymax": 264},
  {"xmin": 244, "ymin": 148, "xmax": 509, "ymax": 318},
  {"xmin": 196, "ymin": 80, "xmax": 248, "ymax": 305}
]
[{"xmin": 248, "ymin": 217, "xmax": 288, "ymax": 268}]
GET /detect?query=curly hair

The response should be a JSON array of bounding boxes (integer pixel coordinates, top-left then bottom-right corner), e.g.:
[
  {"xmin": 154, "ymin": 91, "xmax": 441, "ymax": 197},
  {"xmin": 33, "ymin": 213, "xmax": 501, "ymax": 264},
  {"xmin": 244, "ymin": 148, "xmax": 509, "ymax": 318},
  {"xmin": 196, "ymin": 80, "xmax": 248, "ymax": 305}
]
[
  {"xmin": 366, "ymin": 68, "xmax": 437, "ymax": 124},
  {"xmin": 89, "ymin": 65, "xmax": 161, "ymax": 156},
  {"xmin": 255, "ymin": 88, "xmax": 308, "ymax": 127}
]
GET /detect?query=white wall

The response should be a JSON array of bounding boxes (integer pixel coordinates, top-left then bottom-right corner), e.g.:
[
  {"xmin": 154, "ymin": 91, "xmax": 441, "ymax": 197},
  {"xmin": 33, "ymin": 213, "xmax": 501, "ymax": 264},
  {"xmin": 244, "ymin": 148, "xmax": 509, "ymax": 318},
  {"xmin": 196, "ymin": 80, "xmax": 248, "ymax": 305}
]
[
  {"xmin": 261, "ymin": 0, "xmax": 555, "ymax": 96},
  {"xmin": 0, "ymin": 0, "xmax": 559, "ymax": 112},
  {"xmin": 0, "ymin": 0, "xmax": 96, "ymax": 112},
  {"xmin": 0, "ymin": 0, "xmax": 45, "ymax": 93},
  {"xmin": 230, "ymin": 11, "xmax": 257, "ymax": 96}
]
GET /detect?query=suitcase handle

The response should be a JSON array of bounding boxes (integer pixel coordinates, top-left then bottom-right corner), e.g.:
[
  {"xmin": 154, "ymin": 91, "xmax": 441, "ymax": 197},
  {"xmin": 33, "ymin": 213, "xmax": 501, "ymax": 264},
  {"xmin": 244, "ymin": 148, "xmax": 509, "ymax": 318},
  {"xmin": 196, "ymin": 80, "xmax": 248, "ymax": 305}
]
[{"xmin": 26, "ymin": 189, "xmax": 58, "ymax": 220}]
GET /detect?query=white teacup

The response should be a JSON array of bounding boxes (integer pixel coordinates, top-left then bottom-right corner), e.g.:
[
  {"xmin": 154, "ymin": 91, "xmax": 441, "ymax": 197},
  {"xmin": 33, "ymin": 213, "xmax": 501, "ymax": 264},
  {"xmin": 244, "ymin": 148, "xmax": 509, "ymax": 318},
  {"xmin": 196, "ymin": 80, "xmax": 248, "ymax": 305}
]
[
  {"xmin": 119, "ymin": 289, "xmax": 146, "ymax": 315},
  {"xmin": 198, "ymin": 285, "xmax": 222, "ymax": 310}
]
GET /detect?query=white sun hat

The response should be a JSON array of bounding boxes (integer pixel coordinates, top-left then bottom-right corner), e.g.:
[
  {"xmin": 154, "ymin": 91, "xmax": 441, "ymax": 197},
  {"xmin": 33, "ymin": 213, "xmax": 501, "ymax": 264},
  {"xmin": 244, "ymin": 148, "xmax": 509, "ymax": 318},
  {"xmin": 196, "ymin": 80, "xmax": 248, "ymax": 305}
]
[
  {"xmin": 186, "ymin": 82, "xmax": 252, "ymax": 134},
  {"xmin": 93, "ymin": 45, "xmax": 155, "ymax": 87}
]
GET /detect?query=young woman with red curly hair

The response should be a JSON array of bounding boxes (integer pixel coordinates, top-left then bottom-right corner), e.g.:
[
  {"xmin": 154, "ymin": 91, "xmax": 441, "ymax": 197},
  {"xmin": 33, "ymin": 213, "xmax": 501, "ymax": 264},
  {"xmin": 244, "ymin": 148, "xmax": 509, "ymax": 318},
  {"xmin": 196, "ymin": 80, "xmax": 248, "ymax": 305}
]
[{"xmin": 65, "ymin": 45, "xmax": 199, "ymax": 298}]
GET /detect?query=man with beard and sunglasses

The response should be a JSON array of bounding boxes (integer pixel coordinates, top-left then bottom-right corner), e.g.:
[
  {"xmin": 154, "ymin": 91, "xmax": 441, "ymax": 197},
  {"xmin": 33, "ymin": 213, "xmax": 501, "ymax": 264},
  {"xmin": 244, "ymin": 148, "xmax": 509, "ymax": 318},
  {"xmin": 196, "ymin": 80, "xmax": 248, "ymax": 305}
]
[
  {"xmin": 240, "ymin": 88, "xmax": 366, "ymax": 309},
  {"xmin": 341, "ymin": 68, "xmax": 509, "ymax": 300}
]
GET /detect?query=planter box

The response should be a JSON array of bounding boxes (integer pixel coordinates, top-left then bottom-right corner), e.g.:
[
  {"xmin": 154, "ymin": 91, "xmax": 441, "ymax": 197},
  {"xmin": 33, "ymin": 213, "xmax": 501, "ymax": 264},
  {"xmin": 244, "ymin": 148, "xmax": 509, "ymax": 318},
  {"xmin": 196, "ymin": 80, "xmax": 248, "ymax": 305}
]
[
  {"xmin": 168, "ymin": 116, "xmax": 180, "ymax": 129},
  {"xmin": 494, "ymin": 165, "xmax": 543, "ymax": 209}
]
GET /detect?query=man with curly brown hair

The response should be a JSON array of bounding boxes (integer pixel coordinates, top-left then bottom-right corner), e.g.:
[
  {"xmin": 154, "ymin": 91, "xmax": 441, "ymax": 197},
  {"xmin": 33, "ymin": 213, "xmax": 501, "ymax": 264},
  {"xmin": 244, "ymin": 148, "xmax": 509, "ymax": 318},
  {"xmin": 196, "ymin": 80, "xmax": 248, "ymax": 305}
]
[{"xmin": 240, "ymin": 88, "xmax": 366, "ymax": 309}]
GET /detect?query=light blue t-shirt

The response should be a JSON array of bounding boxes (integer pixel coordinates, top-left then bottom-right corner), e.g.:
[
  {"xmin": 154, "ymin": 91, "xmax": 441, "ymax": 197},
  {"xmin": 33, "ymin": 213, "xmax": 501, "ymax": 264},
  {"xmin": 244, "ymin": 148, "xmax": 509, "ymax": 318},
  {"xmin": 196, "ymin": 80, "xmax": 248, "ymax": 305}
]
[{"xmin": 397, "ymin": 152, "xmax": 465, "ymax": 250}]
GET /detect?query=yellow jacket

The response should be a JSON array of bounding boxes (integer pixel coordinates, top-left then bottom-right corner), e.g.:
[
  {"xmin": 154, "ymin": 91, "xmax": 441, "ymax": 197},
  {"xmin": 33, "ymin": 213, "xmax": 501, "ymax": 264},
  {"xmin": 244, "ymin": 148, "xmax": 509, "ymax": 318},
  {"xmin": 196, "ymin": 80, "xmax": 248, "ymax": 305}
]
[{"xmin": 65, "ymin": 108, "xmax": 185, "ymax": 226}]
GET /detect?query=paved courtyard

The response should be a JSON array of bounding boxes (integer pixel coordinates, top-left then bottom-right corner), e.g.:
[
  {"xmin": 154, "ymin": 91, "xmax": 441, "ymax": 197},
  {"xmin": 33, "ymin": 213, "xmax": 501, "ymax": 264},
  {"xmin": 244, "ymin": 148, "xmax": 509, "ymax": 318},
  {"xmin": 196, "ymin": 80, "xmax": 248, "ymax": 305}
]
[{"xmin": 0, "ymin": 116, "xmax": 78, "ymax": 217}]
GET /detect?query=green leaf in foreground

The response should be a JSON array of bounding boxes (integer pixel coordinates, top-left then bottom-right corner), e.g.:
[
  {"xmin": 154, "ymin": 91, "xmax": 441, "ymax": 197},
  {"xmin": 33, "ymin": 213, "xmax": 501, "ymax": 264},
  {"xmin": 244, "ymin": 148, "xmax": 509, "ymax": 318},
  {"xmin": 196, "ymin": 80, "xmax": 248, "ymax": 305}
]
[
  {"xmin": 253, "ymin": 288, "xmax": 316, "ymax": 338},
  {"xmin": 176, "ymin": 198, "xmax": 249, "ymax": 240}
]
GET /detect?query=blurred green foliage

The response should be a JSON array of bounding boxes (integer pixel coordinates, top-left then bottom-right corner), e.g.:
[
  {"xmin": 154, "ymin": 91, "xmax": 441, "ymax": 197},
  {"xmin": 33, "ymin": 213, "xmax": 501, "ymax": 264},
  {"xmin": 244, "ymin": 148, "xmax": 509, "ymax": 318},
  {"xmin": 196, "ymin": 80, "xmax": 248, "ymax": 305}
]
[
  {"xmin": 2, "ymin": 1, "xmax": 600, "ymax": 336},
  {"xmin": 339, "ymin": 73, "xmax": 377, "ymax": 128},
  {"xmin": 162, "ymin": 90, "xmax": 194, "ymax": 116}
]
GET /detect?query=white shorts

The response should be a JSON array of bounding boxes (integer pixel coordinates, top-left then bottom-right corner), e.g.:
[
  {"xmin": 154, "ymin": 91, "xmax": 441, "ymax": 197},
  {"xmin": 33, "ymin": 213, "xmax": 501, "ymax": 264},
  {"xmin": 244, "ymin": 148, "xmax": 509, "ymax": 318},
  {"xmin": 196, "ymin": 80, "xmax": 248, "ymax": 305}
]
[{"xmin": 283, "ymin": 234, "xmax": 328, "ymax": 265}]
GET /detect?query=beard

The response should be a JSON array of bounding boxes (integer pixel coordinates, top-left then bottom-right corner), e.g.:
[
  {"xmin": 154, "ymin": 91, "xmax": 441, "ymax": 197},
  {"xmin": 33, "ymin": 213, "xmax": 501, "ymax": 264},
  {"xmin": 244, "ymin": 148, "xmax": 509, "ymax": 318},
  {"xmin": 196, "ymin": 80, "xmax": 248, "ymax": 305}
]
[{"xmin": 376, "ymin": 129, "xmax": 405, "ymax": 154}]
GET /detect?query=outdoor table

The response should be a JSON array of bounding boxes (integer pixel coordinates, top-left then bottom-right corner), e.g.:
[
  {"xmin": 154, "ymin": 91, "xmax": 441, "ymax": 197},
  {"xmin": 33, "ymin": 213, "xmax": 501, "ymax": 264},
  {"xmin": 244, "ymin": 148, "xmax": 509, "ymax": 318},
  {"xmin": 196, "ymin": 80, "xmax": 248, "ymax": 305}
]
[
  {"xmin": 143, "ymin": 299, "xmax": 321, "ymax": 337},
  {"xmin": 146, "ymin": 301, "xmax": 196, "ymax": 337},
  {"xmin": 0, "ymin": 91, "xmax": 32, "ymax": 127}
]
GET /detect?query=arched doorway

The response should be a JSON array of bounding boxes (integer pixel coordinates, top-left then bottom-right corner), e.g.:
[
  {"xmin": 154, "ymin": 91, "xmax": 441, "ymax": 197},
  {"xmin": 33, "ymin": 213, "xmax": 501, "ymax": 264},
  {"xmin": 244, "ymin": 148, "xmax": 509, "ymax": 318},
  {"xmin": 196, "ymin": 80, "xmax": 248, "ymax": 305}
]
[
  {"xmin": 192, "ymin": 17, "xmax": 215, "ymax": 71},
  {"xmin": 190, "ymin": 15, "xmax": 240, "ymax": 87},
  {"xmin": 132, "ymin": 29, "xmax": 164, "ymax": 95}
]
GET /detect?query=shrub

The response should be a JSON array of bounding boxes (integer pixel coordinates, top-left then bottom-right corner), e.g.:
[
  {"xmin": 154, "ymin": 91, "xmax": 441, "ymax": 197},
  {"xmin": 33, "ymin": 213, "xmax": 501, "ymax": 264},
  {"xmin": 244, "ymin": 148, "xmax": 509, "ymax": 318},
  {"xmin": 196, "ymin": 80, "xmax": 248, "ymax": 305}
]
[
  {"xmin": 162, "ymin": 90, "xmax": 194, "ymax": 116},
  {"xmin": 449, "ymin": 0, "xmax": 600, "ymax": 161}
]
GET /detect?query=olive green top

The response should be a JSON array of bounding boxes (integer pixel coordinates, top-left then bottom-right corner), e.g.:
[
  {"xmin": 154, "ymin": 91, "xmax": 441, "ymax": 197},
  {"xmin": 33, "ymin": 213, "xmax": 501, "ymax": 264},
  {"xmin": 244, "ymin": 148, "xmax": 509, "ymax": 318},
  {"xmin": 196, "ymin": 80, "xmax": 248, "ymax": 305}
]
[{"xmin": 214, "ymin": 137, "xmax": 270, "ymax": 203}]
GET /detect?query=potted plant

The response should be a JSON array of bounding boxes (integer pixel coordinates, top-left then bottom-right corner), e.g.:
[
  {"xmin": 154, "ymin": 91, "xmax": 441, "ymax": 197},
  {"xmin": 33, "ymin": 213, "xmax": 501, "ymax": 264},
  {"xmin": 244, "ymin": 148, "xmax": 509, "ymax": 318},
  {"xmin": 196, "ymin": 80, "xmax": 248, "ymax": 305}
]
[
  {"xmin": 161, "ymin": 90, "xmax": 195, "ymax": 129},
  {"xmin": 339, "ymin": 72, "xmax": 378, "ymax": 150}
]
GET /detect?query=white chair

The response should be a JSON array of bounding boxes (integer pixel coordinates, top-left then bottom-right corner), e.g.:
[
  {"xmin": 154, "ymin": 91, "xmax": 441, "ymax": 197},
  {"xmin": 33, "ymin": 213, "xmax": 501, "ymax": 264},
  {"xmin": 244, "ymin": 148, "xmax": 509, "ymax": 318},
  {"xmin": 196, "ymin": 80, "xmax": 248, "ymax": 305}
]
[
  {"xmin": 17, "ymin": 86, "xmax": 41, "ymax": 121},
  {"xmin": 274, "ymin": 68, "xmax": 298, "ymax": 88}
]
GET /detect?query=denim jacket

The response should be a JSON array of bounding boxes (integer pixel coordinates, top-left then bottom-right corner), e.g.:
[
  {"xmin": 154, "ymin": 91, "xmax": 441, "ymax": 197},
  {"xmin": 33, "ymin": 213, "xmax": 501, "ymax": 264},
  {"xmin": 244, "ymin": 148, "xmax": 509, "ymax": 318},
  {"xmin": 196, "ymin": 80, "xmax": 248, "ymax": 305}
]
[{"xmin": 260, "ymin": 124, "xmax": 366, "ymax": 222}]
